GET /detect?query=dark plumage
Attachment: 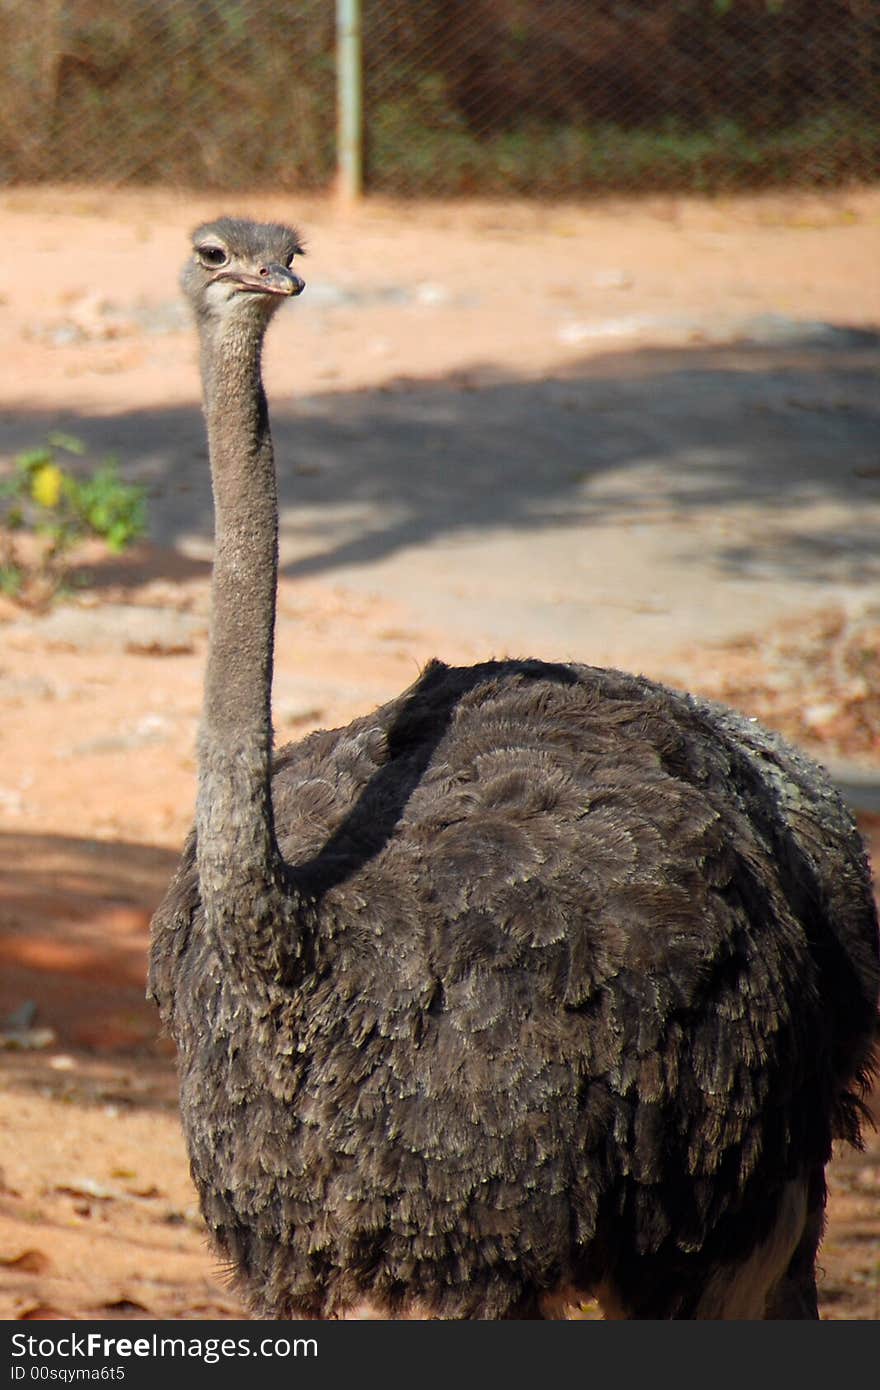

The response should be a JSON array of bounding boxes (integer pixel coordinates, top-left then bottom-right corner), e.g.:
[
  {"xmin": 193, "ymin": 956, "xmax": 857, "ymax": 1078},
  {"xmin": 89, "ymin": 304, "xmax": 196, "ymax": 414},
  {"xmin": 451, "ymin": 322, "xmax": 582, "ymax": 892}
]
[{"xmin": 149, "ymin": 217, "xmax": 879, "ymax": 1320}]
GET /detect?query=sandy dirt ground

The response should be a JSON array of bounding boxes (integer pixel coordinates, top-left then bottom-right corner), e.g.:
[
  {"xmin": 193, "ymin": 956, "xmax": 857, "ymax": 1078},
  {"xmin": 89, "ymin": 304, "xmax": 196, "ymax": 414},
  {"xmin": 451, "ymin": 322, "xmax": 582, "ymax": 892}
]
[{"xmin": 0, "ymin": 186, "xmax": 878, "ymax": 1321}]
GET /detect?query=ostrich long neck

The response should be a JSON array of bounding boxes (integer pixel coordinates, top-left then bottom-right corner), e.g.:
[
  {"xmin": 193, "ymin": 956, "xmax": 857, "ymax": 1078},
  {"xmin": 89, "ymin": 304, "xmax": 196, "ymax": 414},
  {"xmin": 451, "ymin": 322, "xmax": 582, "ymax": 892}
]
[{"xmin": 195, "ymin": 316, "xmax": 289, "ymax": 934}]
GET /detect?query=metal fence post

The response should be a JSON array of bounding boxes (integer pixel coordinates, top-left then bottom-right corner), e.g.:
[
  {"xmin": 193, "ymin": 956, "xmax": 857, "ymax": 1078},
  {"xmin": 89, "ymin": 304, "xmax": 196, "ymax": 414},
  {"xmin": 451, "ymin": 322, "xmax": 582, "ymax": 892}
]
[{"xmin": 336, "ymin": 0, "xmax": 363, "ymax": 201}]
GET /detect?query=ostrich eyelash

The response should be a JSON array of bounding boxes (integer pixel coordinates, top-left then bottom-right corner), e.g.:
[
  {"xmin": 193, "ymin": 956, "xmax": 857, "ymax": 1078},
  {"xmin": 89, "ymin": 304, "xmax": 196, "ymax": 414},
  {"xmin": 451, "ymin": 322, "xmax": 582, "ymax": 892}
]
[{"xmin": 197, "ymin": 245, "xmax": 228, "ymax": 268}]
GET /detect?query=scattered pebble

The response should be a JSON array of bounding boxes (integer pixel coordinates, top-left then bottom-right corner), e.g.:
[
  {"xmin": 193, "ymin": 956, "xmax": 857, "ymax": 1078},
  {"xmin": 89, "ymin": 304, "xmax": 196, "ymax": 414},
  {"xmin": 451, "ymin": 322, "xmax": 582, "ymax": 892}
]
[
  {"xmin": 556, "ymin": 312, "xmax": 880, "ymax": 350},
  {"xmin": 0, "ymin": 1027, "xmax": 56, "ymax": 1052},
  {"xmin": 6, "ymin": 602, "xmax": 205, "ymax": 656},
  {"xmin": 61, "ymin": 714, "xmax": 172, "ymax": 757},
  {"xmin": 48, "ymin": 1055, "xmax": 77, "ymax": 1072},
  {"xmin": 414, "ymin": 281, "xmax": 451, "ymax": 306},
  {"xmin": 55, "ymin": 1178, "xmax": 121, "ymax": 1202},
  {"xmin": 25, "ymin": 295, "xmax": 191, "ymax": 346},
  {"xmin": 591, "ymin": 269, "xmax": 634, "ymax": 290}
]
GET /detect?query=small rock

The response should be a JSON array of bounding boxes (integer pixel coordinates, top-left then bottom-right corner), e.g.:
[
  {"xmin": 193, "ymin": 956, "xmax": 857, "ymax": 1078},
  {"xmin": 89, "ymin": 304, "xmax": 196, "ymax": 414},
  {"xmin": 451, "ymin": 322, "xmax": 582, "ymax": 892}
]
[
  {"xmin": 7, "ymin": 602, "xmax": 204, "ymax": 655},
  {"xmin": 132, "ymin": 299, "xmax": 190, "ymax": 336},
  {"xmin": 63, "ymin": 717, "xmax": 170, "ymax": 756},
  {"xmin": 0, "ymin": 787, "xmax": 27, "ymax": 816},
  {"xmin": 298, "ymin": 281, "xmax": 353, "ymax": 308},
  {"xmin": 48, "ymin": 1055, "xmax": 76, "ymax": 1072},
  {"xmin": 591, "ymin": 269, "xmax": 633, "ymax": 290},
  {"xmin": 415, "ymin": 282, "xmax": 451, "ymax": 306},
  {"xmin": 0, "ymin": 1027, "xmax": 56, "ymax": 1051},
  {"xmin": 276, "ymin": 700, "xmax": 324, "ymax": 727},
  {"xmin": 48, "ymin": 325, "xmax": 83, "ymax": 347},
  {"xmin": 55, "ymin": 1177, "xmax": 121, "ymax": 1202},
  {"xmin": 803, "ymin": 701, "xmax": 842, "ymax": 729},
  {"xmin": 557, "ymin": 315, "xmax": 664, "ymax": 344}
]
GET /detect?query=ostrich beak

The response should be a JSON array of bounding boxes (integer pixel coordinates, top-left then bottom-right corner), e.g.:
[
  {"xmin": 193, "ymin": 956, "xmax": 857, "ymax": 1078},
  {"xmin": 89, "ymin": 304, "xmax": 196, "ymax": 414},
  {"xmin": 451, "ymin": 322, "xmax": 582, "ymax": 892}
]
[{"xmin": 219, "ymin": 265, "xmax": 306, "ymax": 297}]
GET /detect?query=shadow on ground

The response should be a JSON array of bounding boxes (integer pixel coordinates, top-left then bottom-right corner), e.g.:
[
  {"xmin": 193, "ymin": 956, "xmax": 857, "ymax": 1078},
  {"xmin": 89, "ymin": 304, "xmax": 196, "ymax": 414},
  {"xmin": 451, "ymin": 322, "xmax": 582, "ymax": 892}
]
[
  {"xmin": 1, "ymin": 341, "xmax": 878, "ymax": 590},
  {"xmin": 0, "ymin": 833, "xmax": 176, "ymax": 1073}
]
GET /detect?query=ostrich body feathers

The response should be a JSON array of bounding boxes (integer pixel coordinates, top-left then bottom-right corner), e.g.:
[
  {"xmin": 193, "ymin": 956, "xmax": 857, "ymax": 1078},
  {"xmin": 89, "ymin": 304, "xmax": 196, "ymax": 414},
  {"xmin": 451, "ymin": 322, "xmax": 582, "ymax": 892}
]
[{"xmin": 149, "ymin": 656, "xmax": 880, "ymax": 1319}]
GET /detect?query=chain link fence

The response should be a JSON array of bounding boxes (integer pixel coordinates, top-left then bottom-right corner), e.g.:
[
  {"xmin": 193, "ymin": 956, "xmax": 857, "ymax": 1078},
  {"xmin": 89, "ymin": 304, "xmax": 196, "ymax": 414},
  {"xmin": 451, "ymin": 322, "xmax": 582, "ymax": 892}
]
[{"xmin": 0, "ymin": 0, "xmax": 877, "ymax": 196}]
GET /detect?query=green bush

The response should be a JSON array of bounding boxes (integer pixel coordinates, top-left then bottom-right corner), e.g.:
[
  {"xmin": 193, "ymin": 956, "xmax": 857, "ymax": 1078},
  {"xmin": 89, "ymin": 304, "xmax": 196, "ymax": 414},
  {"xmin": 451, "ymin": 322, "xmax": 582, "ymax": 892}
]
[
  {"xmin": 0, "ymin": 434, "xmax": 147, "ymax": 608},
  {"xmin": 366, "ymin": 108, "xmax": 880, "ymax": 197}
]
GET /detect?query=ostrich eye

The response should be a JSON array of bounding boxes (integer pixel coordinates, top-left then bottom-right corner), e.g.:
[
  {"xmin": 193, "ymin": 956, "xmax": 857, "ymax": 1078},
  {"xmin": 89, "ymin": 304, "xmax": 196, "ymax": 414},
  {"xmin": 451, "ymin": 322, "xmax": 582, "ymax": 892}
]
[
  {"xmin": 198, "ymin": 245, "xmax": 228, "ymax": 269},
  {"xmin": 286, "ymin": 250, "xmax": 298, "ymax": 268}
]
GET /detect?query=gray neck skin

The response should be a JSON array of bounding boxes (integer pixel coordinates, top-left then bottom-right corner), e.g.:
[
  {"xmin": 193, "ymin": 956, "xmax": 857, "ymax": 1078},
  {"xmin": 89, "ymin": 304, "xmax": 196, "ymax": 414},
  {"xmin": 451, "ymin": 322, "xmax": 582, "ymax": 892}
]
[{"xmin": 194, "ymin": 311, "xmax": 293, "ymax": 949}]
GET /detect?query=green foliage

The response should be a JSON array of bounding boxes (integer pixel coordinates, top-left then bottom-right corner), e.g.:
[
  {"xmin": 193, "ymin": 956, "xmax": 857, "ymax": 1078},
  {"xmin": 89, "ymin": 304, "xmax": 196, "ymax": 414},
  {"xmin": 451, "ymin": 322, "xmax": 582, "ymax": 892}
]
[
  {"xmin": 0, "ymin": 435, "xmax": 147, "ymax": 609},
  {"xmin": 368, "ymin": 108, "xmax": 880, "ymax": 198},
  {"xmin": 64, "ymin": 462, "xmax": 147, "ymax": 553}
]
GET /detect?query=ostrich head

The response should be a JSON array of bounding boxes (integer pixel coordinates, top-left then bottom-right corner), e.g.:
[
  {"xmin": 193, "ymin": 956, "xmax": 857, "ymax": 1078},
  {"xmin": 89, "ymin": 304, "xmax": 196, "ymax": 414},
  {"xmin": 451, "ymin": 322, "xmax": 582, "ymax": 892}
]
[{"xmin": 181, "ymin": 216, "xmax": 305, "ymax": 328}]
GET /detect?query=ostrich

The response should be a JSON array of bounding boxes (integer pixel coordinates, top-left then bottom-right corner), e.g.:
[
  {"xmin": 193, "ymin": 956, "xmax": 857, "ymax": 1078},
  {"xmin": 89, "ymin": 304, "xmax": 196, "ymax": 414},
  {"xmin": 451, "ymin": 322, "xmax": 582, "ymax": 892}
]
[{"xmin": 149, "ymin": 216, "xmax": 879, "ymax": 1320}]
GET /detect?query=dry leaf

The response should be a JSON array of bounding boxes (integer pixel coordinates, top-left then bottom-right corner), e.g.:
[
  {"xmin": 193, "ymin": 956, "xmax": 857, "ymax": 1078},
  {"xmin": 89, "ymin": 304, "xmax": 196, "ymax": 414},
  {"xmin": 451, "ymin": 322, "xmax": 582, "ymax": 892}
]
[
  {"xmin": 101, "ymin": 1298, "xmax": 150, "ymax": 1317},
  {"xmin": 0, "ymin": 1249, "xmax": 52, "ymax": 1274},
  {"xmin": 55, "ymin": 1178, "xmax": 119, "ymax": 1201},
  {"xmin": 18, "ymin": 1305, "xmax": 69, "ymax": 1320}
]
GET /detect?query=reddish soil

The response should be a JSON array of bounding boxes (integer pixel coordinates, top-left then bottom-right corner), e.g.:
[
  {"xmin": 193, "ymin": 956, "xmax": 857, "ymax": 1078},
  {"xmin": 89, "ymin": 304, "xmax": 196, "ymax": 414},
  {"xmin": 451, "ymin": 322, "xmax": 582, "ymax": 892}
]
[{"xmin": 0, "ymin": 188, "xmax": 878, "ymax": 1321}]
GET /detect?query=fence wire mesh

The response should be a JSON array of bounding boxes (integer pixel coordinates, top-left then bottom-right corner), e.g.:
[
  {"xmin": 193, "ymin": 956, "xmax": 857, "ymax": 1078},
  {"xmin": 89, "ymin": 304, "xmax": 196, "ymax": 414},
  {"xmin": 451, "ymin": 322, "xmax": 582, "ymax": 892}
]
[{"xmin": 0, "ymin": 0, "xmax": 877, "ymax": 196}]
